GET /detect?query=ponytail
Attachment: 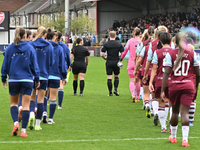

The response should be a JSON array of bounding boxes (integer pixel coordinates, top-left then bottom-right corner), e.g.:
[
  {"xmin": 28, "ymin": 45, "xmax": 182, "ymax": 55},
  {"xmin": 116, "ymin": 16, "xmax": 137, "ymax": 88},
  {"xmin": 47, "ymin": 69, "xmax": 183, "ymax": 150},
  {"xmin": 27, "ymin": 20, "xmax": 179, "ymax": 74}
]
[
  {"xmin": 46, "ymin": 28, "xmax": 55, "ymax": 40},
  {"xmin": 55, "ymin": 31, "xmax": 62, "ymax": 43},
  {"xmin": 14, "ymin": 28, "xmax": 25, "ymax": 45},
  {"xmin": 173, "ymin": 33, "xmax": 185, "ymax": 71},
  {"xmin": 34, "ymin": 26, "xmax": 47, "ymax": 41},
  {"xmin": 72, "ymin": 38, "xmax": 82, "ymax": 54}
]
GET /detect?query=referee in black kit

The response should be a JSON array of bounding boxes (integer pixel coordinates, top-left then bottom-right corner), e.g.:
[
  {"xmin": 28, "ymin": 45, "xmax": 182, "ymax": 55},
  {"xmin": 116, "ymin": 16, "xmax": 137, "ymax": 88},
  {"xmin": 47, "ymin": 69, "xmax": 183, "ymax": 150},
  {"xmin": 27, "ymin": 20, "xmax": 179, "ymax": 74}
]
[{"xmin": 101, "ymin": 31, "xmax": 124, "ymax": 96}]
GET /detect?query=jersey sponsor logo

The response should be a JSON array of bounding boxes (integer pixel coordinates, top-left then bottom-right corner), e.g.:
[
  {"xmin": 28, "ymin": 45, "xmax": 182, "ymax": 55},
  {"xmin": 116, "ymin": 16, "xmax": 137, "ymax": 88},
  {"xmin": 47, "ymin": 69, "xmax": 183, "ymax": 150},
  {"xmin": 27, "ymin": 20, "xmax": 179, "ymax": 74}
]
[{"xmin": 0, "ymin": 12, "xmax": 5, "ymax": 24}]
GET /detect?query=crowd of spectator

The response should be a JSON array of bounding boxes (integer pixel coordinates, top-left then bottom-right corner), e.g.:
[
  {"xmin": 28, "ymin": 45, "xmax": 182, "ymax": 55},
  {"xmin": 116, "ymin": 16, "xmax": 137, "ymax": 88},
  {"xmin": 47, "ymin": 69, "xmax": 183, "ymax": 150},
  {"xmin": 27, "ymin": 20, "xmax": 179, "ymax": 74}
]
[{"xmin": 109, "ymin": 8, "xmax": 200, "ymax": 43}]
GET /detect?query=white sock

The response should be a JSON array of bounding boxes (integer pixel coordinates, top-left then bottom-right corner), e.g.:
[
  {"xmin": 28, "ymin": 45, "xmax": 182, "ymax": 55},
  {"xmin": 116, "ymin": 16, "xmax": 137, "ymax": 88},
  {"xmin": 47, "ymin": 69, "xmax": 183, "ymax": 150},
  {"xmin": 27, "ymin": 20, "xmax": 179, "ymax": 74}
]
[
  {"xmin": 171, "ymin": 126, "xmax": 178, "ymax": 139},
  {"xmin": 165, "ymin": 106, "xmax": 169, "ymax": 122},
  {"xmin": 140, "ymin": 86, "xmax": 143, "ymax": 97},
  {"xmin": 43, "ymin": 111, "xmax": 47, "ymax": 117},
  {"xmin": 21, "ymin": 128, "xmax": 26, "ymax": 133},
  {"xmin": 18, "ymin": 106, "xmax": 23, "ymax": 111},
  {"xmin": 169, "ymin": 106, "xmax": 172, "ymax": 121},
  {"xmin": 35, "ymin": 119, "xmax": 41, "ymax": 127},
  {"xmin": 35, "ymin": 107, "xmax": 37, "ymax": 112},
  {"xmin": 146, "ymin": 103, "xmax": 149, "ymax": 108},
  {"xmin": 152, "ymin": 100, "xmax": 158, "ymax": 115},
  {"xmin": 14, "ymin": 121, "xmax": 19, "ymax": 126},
  {"xmin": 149, "ymin": 94, "xmax": 152, "ymax": 100},
  {"xmin": 182, "ymin": 126, "xmax": 189, "ymax": 142},
  {"xmin": 30, "ymin": 111, "xmax": 35, "ymax": 118},
  {"xmin": 48, "ymin": 118, "xmax": 53, "ymax": 122},
  {"xmin": 158, "ymin": 108, "xmax": 166, "ymax": 129}
]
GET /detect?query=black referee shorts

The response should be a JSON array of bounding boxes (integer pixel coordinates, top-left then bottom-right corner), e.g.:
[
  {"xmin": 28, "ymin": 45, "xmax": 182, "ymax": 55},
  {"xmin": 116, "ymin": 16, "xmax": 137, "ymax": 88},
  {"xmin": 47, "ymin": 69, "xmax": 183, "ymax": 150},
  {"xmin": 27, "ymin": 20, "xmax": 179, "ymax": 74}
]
[
  {"xmin": 106, "ymin": 60, "xmax": 120, "ymax": 75},
  {"xmin": 72, "ymin": 61, "xmax": 87, "ymax": 74}
]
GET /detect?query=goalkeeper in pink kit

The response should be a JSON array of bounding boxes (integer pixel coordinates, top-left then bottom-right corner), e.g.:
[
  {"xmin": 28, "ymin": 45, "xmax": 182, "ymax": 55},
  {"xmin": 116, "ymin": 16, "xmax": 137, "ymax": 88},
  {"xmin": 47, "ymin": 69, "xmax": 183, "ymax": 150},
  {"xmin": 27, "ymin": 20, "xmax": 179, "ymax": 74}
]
[{"xmin": 120, "ymin": 28, "xmax": 141, "ymax": 102}]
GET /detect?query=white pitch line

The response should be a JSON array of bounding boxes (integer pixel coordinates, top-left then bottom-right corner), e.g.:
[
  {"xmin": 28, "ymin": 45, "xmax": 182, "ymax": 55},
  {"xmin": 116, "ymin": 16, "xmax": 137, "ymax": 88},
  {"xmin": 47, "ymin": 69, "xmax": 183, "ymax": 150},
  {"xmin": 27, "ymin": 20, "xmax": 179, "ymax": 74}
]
[{"xmin": 0, "ymin": 137, "xmax": 200, "ymax": 144}]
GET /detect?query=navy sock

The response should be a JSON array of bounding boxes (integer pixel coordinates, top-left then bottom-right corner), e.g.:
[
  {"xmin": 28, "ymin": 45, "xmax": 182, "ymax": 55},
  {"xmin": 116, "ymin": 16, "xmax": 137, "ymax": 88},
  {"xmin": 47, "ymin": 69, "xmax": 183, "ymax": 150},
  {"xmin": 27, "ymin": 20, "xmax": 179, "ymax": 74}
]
[
  {"xmin": 30, "ymin": 100, "xmax": 35, "ymax": 112},
  {"xmin": 49, "ymin": 101, "xmax": 57, "ymax": 119},
  {"xmin": 44, "ymin": 96, "xmax": 48, "ymax": 112},
  {"xmin": 35, "ymin": 94, "xmax": 38, "ymax": 109},
  {"xmin": 58, "ymin": 89, "xmax": 64, "ymax": 107},
  {"xmin": 22, "ymin": 110, "xmax": 30, "ymax": 129},
  {"xmin": 18, "ymin": 95, "xmax": 22, "ymax": 107},
  {"xmin": 36, "ymin": 103, "xmax": 44, "ymax": 120},
  {"xmin": 10, "ymin": 106, "xmax": 18, "ymax": 122}
]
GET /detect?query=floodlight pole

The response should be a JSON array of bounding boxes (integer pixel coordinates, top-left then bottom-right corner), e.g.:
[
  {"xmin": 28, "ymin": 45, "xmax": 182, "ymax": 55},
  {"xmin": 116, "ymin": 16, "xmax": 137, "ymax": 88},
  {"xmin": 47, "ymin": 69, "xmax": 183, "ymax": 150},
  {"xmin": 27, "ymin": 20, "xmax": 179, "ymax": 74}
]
[{"xmin": 65, "ymin": 0, "xmax": 69, "ymax": 35}]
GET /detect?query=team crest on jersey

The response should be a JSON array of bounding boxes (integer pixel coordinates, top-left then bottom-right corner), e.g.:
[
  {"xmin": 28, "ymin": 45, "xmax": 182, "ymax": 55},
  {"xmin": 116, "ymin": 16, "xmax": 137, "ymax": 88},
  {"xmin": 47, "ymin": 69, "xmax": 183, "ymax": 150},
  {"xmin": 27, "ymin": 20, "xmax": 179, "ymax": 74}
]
[{"xmin": 0, "ymin": 12, "xmax": 5, "ymax": 24}]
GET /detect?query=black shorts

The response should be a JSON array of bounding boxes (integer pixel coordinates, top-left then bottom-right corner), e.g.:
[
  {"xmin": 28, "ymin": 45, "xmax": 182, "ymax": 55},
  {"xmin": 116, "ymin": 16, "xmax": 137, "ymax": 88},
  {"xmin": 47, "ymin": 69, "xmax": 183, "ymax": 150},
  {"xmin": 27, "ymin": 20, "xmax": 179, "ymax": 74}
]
[
  {"xmin": 106, "ymin": 60, "xmax": 120, "ymax": 75},
  {"xmin": 48, "ymin": 79, "xmax": 60, "ymax": 89},
  {"xmin": 33, "ymin": 80, "xmax": 48, "ymax": 90},
  {"xmin": 72, "ymin": 61, "xmax": 87, "ymax": 74},
  {"xmin": 9, "ymin": 82, "xmax": 33, "ymax": 96}
]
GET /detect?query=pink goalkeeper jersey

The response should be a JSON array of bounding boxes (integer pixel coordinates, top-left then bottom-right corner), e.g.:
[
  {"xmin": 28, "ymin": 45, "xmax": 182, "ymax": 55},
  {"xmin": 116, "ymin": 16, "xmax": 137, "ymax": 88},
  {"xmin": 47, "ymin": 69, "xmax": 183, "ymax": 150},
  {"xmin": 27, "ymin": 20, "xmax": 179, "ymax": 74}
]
[{"xmin": 121, "ymin": 38, "xmax": 141, "ymax": 69}]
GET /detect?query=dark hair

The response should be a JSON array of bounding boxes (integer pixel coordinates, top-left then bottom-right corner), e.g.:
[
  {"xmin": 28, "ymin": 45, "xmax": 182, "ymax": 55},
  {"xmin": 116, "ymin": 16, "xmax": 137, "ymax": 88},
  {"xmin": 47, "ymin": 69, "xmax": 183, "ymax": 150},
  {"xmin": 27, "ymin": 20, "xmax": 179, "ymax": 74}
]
[
  {"xmin": 72, "ymin": 38, "xmax": 82, "ymax": 53},
  {"xmin": 148, "ymin": 26, "xmax": 154, "ymax": 36},
  {"xmin": 25, "ymin": 29, "xmax": 32, "ymax": 39},
  {"xmin": 173, "ymin": 33, "xmax": 185, "ymax": 71},
  {"xmin": 14, "ymin": 28, "xmax": 25, "ymax": 45},
  {"xmin": 55, "ymin": 31, "xmax": 62, "ymax": 42},
  {"xmin": 46, "ymin": 28, "xmax": 55, "ymax": 40},
  {"xmin": 157, "ymin": 32, "xmax": 171, "ymax": 49}
]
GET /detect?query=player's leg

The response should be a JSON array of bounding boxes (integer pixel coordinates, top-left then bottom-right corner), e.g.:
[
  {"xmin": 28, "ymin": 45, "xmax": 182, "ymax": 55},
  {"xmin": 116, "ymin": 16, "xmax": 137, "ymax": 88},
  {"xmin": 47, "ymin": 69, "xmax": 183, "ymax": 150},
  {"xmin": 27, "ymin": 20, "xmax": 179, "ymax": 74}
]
[
  {"xmin": 106, "ymin": 61, "xmax": 113, "ymax": 96},
  {"xmin": 28, "ymin": 89, "xmax": 36, "ymax": 130},
  {"xmin": 129, "ymin": 77, "xmax": 135, "ymax": 102},
  {"xmin": 135, "ymin": 77, "xmax": 140, "ymax": 102},
  {"xmin": 180, "ymin": 89, "xmax": 195, "ymax": 147},
  {"xmin": 113, "ymin": 61, "xmax": 120, "ymax": 96},
  {"xmin": 58, "ymin": 80, "xmax": 64, "ymax": 109},
  {"xmin": 73, "ymin": 74, "xmax": 78, "ymax": 95},
  {"xmin": 10, "ymin": 93, "xmax": 20, "ymax": 136},
  {"xmin": 189, "ymin": 102, "xmax": 195, "ymax": 126},
  {"xmin": 143, "ymin": 85, "xmax": 150, "ymax": 118},
  {"xmin": 20, "ymin": 82, "xmax": 33, "ymax": 137},
  {"xmin": 18, "ymin": 94, "xmax": 23, "ymax": 122},
  {"xmin": 42, "ymin": 89, "xmax": 49, "ymax": 123},
  {"xmin": 35, "ymin": 88, "xmax": 46, "ymax": 130},
  {"xmin": 48, "ymin": 87, "xmax": 58, "ymax": 124},
  {"xmin": 79, "ymin": 73, "xmax": 86, "ymax": 96}
]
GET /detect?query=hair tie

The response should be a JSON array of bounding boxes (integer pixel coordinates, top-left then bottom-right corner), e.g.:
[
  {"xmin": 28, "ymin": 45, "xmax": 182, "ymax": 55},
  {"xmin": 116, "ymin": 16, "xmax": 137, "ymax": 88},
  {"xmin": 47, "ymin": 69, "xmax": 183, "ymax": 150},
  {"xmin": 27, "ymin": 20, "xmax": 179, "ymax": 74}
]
[{"xmin": 76, "ymin": 43, "xmax": 78, "ymax": 46}]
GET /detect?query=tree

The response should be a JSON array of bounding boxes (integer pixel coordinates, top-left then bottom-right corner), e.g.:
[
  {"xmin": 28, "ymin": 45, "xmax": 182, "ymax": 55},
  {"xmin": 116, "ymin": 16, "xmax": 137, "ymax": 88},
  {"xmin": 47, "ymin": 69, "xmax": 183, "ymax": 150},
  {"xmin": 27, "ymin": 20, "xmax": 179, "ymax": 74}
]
[
  {"xmin": 37, "ymin": 13, "xmax": 65, "ymax": 34},
  {"xmin": 70, "ymin": 14, "xmax": 95, "ymax": 35},
  {"xmin": 38, "ymin": 13, "xmax": 95, "ymax": 35}
]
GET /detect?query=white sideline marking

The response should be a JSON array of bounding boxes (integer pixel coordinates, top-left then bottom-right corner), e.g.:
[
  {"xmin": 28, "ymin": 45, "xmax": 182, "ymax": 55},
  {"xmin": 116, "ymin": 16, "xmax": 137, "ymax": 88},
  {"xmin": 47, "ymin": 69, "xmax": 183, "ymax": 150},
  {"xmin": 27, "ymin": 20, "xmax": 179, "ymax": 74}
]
[{"xmin": 0, "ymin": 137, "xmax": 200, "ymax": 144}]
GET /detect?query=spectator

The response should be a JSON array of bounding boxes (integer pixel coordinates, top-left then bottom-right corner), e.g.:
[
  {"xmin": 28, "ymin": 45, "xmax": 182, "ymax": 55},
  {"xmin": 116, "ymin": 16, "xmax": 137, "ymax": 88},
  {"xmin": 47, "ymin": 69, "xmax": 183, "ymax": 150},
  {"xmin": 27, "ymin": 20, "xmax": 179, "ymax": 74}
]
[
  {"xmin": 113, "ymin": 20, "xmax": 118, "ymax": 31},
  {"xmin": 84, "ymin": 38, "xmax": 91, "ymax": 46},
  {"xmin": 120, "ymin": 18, "xmax": 126, "ymax": 28}
]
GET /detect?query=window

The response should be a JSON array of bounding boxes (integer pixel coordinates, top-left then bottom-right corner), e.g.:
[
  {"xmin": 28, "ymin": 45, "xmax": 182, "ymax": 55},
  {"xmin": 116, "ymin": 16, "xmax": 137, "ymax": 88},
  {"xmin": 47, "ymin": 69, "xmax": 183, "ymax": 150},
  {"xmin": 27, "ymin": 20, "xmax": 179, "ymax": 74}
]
[{"xmin": 89, "ymin": 9, "xmax": 92, "ymax": 18}]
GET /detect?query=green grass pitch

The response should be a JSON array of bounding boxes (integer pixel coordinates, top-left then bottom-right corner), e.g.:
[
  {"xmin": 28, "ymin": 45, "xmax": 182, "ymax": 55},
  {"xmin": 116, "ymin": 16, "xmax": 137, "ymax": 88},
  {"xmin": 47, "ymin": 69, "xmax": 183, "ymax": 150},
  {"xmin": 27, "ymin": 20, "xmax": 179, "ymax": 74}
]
[{"xmin": 0, "ymin": 55, "xmax": 199, "ymax": 150}]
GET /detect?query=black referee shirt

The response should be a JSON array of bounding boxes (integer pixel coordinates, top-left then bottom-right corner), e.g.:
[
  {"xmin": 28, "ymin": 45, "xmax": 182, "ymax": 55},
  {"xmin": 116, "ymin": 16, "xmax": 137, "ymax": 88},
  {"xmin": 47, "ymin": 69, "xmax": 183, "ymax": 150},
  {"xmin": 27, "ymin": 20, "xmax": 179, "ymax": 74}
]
[
  {"xmin": 101, "ymin": 40, "xmax": 124, "ymax": 60},
  {"xmin": 71, "ymin": 45, "xmax": 90, "ymax": 62}
]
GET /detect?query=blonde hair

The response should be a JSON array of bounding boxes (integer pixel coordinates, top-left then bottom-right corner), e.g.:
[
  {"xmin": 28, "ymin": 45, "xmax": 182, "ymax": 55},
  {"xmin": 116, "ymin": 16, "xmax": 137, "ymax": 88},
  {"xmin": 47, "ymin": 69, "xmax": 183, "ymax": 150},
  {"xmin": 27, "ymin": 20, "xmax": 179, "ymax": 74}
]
[
  {"xmin": 14, "ymin": 28, "xmax": 25, "ymax": 45},
  {"xmin": 34, "ymin": 26, "xmax": 47, "ymax": 41},
  {"xmin": 154, "ymin": 26, "xmax": 168, "ymax": 40},
  {"xmin": 109, "ymin": 31, "xmax": 116, "ymax": 38},
  {"xmin": 133, "ymin": 27, "xmax": 141, "ymax": 36},
  {"xmin": 141, "ymin": 29, "xmax": 148, "ymax": 42}
]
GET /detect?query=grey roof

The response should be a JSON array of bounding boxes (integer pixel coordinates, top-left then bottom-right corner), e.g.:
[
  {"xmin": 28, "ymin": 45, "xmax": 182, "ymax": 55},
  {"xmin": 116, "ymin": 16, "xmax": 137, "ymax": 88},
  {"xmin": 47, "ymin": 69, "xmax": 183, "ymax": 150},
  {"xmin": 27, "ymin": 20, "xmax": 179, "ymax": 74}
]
[
  {"xmin": 69, "ymin": 0, "xmax": 96, "ymax": 11},
  {"xmin": 12, "ymin": 0, "xmax": 49, "ymax": 15}
]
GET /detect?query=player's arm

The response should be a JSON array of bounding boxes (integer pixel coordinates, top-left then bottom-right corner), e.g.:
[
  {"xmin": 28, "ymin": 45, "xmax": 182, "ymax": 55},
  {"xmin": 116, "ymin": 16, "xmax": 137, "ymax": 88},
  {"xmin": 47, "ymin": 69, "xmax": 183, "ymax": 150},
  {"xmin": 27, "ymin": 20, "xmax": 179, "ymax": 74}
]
[
  {"xmin": 134, "ymin": 56, "xmax": 143, "ymax": 76},
  {"xmin": 161, "ymin": 53, "xmax": 172, "ymax": 101},
  {"xmin": 149, "ymin": 64, "xmax": 157, "ymax": 92},
  {"xmin": 101, "ymin": 44, "xmax": 107, "ymax": 60},
  {"xmin": 193, "ymin": 52, "xmax": 200, "ymax": 90},
  {"xmin": 70, "ymin": 54, "xmax": 74, "ymax": 64},
  {"xmin": 143, "ymin": 45, "xmax": 153, "ymax": 78}
]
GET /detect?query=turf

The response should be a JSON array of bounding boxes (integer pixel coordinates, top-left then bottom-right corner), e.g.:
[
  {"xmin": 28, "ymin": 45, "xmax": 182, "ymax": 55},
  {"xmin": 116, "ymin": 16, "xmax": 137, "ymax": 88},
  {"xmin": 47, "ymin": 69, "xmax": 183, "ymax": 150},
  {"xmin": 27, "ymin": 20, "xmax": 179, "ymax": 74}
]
[{"xmin": 0, "ymin": 56, "xmax": 200, "ymax": 150}]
